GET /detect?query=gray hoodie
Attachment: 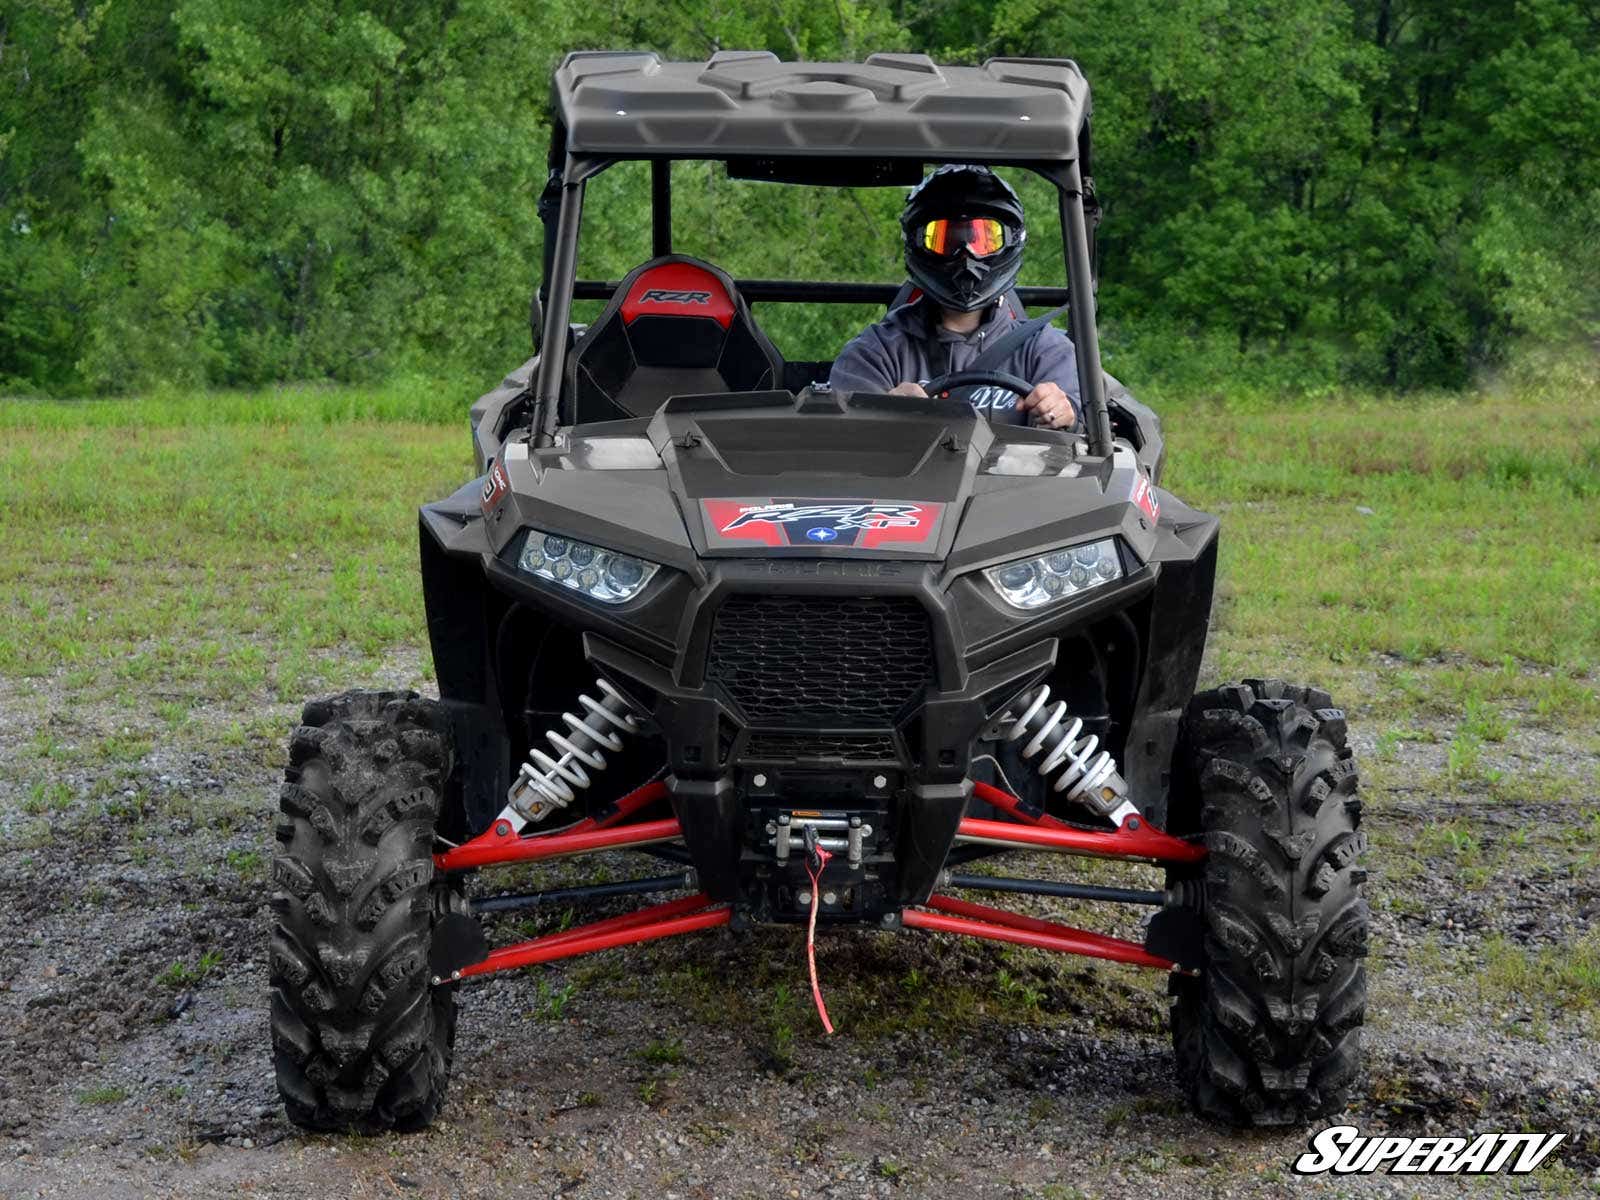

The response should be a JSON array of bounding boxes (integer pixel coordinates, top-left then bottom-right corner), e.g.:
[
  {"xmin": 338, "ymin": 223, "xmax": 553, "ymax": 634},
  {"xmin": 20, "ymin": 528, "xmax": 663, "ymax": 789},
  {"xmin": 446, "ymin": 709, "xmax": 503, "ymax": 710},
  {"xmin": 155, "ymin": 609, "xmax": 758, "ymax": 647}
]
[{"xmin": 828, "ymin": 295, "xmax": 1082, "ymax": 426}]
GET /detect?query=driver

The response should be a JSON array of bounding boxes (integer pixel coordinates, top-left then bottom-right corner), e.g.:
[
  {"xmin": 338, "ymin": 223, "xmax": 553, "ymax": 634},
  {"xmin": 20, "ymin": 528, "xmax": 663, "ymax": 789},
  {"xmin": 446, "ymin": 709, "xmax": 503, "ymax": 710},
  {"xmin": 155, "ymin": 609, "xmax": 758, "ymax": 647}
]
[{"xmin": 829, "ymin": 164, "xmax": 1080, "ymax": 430}]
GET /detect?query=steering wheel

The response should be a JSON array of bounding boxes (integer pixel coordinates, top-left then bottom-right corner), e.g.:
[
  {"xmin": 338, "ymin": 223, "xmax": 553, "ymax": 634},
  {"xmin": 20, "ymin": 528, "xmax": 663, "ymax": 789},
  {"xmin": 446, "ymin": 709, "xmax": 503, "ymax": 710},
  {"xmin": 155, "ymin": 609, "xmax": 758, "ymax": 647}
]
[{"xmin": 923, "ymin": 369, "xmax": 1034, "ymax": 403}]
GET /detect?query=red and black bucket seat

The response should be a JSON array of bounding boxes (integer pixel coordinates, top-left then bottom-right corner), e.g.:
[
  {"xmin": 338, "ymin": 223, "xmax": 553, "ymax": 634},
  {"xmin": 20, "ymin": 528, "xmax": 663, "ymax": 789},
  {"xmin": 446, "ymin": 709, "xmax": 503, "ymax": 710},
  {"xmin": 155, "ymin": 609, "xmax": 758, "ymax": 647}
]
[{"xmin": 566, "ymin": 255, "xmax": 785, "ymax": 423}]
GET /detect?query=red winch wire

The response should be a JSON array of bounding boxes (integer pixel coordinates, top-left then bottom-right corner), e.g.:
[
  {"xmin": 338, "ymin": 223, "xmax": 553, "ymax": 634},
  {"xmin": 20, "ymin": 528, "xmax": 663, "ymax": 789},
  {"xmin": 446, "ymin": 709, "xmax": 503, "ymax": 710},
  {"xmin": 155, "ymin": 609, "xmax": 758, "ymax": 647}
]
[{"xmin": 805, "ymin": 843, "xmax": 836, "ymax": 1035}]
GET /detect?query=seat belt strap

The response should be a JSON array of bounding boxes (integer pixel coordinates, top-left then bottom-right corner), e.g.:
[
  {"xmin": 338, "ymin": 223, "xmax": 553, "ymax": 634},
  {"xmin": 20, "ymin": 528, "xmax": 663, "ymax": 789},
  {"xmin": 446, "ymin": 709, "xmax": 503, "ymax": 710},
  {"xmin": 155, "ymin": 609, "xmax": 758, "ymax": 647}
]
[{"xmin": 965, "ymin": 302, "xmax": 1069, "ymax": 375}]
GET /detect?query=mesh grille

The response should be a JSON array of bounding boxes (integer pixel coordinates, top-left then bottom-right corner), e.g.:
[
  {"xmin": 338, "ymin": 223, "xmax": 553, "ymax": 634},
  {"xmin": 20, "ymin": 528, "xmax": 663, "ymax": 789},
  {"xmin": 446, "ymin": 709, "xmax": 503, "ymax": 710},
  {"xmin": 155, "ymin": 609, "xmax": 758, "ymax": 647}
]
[
  {"xmin": 706, "ymin": 595, "xmax": 933, "ymax": 727},
  {"xmin": 743, "ymin": 733, "xmax": 900, "ymax": 762}
]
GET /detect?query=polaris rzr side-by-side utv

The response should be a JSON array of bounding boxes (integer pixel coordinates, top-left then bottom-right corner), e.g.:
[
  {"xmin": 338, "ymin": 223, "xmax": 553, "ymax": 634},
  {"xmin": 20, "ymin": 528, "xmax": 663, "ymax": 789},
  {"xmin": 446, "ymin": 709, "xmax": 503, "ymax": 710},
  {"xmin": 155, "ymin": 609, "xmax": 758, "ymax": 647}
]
[{"xmin": 269, "ymin": 51, "xmax": 1368, "ymax": 1133}]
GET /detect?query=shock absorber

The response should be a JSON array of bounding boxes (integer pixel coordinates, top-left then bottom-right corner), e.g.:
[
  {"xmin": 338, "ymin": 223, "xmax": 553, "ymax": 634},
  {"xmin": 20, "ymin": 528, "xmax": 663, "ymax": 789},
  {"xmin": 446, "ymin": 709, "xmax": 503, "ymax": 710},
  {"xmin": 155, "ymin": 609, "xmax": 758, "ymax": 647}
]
[
  {"xmin": 999, "ymin": 685, "xmax": 1137, "ymax": 824},
  {"xmin": 505, "ymin": 678, "xmax": 644, "ymax": 828}
]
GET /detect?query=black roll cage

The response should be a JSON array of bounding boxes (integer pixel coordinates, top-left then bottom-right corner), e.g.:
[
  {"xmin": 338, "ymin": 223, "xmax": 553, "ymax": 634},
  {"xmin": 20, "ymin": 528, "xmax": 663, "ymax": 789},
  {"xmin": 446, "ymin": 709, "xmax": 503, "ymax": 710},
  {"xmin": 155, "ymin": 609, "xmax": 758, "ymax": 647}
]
[{"xmin": 531, "ymin": 142, "xmax": 1113, "ymax": 456}]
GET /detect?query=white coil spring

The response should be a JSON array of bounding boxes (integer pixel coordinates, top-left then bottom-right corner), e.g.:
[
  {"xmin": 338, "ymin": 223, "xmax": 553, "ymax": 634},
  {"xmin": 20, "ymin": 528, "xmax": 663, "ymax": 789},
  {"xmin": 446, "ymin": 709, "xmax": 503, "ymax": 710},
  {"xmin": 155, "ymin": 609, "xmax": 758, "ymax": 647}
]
[
  {"xmin": 515, "ymin": 678, "xmax": 641, "ymax": 811},
  {"xmin": 1002, "ymin": 685, "xmax": 1119, "ymax": 801}
]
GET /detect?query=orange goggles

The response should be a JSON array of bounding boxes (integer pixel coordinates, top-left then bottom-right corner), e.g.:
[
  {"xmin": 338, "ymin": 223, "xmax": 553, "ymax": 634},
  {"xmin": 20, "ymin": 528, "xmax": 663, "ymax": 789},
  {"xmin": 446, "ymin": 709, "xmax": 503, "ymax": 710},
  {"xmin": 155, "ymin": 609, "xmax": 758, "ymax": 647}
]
[{"xmin": 917, "ymin": 217, "xmax": 1008, "ymax": 258}]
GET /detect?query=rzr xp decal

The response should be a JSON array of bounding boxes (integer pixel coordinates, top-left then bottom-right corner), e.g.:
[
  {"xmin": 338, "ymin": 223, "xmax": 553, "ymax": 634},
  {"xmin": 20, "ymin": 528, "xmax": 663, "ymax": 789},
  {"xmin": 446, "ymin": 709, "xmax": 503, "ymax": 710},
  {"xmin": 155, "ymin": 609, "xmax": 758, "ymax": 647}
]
[
  {"xmin": 1132, "ymin": 474, "xmax": 1161, "ymax": 524},
  {"xmin": 480, "ymin": 459, "xmax": 510, "ymax": 515},
  {"xmin": 722, "ymin": 502, "xmax": 925, "ymax": 532},
  {"xmin": 700, "ymin": 499, "xmax": 945, "ymax": 550}
]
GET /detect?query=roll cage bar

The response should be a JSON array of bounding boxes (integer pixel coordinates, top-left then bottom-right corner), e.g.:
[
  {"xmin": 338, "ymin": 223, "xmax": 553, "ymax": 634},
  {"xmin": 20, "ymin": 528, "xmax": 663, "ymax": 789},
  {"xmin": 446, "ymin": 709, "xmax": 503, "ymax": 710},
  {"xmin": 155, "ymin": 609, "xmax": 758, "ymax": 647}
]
[{"xmin": 531, "ymin": 145, "xmax": 1113, "ymax": 456}]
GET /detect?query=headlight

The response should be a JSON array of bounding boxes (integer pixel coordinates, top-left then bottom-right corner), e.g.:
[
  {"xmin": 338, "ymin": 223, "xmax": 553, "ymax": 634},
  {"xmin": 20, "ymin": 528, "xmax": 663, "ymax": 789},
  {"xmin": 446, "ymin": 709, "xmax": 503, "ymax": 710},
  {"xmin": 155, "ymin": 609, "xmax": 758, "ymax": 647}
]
[
  {"xmin": 517, "ymin": 530, "xmax": 660, "ymax": 604},
  {"xmin": 982, "ymin": 538, "xmax": 1123, "ymax": 610}
]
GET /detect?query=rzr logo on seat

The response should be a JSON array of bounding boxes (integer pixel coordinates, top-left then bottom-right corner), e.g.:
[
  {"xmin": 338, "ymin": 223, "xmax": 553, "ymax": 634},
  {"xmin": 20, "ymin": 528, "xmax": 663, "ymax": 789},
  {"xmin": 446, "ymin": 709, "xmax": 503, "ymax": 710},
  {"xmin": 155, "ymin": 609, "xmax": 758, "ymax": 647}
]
[
  {"xmin": 639, "ymin": 288, "xmax": 712, "ymax": 305},
  {"xmin": 722, "ymin": 503, "xmax": 924, "ymax": 532}
]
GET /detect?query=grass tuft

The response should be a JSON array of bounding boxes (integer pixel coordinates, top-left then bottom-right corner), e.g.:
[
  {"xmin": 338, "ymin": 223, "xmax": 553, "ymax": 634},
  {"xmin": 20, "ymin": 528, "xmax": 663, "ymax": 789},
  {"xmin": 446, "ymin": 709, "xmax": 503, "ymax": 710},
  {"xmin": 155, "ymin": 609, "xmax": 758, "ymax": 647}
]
[
  {"xmin": 1481, "ymin": 932, "xmax": 1600, "ymax": 1028},
  {"xmin": 77, "ymin": 1086, "xmax": 129, "ymax": 1105},
  {"xmin": 158, "ymin": 950, "xmax": 223, "ymax": 989}
]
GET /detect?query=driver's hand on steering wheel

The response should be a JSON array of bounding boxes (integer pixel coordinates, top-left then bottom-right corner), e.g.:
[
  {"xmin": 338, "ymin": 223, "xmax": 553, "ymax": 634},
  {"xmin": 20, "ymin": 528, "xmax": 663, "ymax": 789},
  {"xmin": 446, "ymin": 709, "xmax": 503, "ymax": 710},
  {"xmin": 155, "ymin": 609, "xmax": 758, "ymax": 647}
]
[
  {"xmin": 1019, "ymin": 381, "xmax": 1077, "ymax": 429},
  {"xmin": 888, "ymin": 381, "xmax": 928, "ymax": 397}
]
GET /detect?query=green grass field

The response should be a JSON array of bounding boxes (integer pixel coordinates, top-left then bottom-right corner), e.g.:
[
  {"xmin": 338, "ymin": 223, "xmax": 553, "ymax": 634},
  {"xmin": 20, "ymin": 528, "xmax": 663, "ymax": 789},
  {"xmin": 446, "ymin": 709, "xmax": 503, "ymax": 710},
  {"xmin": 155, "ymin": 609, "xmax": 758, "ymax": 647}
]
[{"xmin": 2, "ymin": 379, "xmax": 1595, "ymax": 726}]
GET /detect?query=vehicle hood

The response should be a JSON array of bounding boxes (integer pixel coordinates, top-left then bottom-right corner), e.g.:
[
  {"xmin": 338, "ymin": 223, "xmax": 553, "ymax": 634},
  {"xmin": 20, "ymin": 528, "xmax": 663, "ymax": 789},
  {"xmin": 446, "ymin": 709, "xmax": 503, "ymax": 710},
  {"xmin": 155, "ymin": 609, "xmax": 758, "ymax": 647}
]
[{"xmin": 475, "ymin": 392, "xmax": 1171, "ymax": 574}]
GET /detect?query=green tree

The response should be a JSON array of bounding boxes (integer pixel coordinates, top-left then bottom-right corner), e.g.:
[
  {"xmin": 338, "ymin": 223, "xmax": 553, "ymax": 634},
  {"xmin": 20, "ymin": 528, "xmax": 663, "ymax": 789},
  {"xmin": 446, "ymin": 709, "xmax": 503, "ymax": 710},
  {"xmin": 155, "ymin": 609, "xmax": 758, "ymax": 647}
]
[{"xmin": 0, "ymin": 0, "xmax": 1595, "ymax": 395}]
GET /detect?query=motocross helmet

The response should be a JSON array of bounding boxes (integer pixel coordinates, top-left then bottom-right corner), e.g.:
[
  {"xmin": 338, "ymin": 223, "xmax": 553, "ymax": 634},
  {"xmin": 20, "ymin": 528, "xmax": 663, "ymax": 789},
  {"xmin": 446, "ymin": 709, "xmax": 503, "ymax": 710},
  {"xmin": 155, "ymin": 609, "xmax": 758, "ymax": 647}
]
[{"xmin": 901, "ymin": 164, "xmax": 1026, "ymax": 313}]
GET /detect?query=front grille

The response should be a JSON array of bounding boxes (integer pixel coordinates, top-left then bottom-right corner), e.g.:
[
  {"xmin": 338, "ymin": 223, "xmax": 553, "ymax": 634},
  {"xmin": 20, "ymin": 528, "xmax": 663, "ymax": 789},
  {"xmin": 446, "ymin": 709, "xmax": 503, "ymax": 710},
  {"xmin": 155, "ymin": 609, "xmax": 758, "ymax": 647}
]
[
  {"xmin": 706, "ymin": 595, "xmax": 933, "ymax": 727},
  {"xmin": 744, "ymin": 732, "xmax": 900, "ymax": 762}
]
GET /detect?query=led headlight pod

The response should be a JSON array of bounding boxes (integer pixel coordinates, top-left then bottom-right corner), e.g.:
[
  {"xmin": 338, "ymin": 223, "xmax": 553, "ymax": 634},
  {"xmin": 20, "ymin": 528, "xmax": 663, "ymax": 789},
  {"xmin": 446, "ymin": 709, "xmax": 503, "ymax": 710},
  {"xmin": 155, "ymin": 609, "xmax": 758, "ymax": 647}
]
[
  {"xmin": 983, "ymin": 538, "xmax": 1123, "ymax": 610},
  {"xmin": 517, "ymin": 531, "xmax": 659, "ymax": 604}
]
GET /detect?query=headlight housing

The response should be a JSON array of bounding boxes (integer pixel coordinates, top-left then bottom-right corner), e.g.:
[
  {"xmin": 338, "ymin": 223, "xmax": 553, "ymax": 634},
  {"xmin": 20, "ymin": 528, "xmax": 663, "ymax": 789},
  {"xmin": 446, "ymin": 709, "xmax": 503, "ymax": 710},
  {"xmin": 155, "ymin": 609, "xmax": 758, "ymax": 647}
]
[
  {"xmin": 982, "ymin": 538, "xmax": 1123, "ymax": 610},
  {"xmin": 517, "ymin": 530, "xmax": 660, "ymax": 605}
]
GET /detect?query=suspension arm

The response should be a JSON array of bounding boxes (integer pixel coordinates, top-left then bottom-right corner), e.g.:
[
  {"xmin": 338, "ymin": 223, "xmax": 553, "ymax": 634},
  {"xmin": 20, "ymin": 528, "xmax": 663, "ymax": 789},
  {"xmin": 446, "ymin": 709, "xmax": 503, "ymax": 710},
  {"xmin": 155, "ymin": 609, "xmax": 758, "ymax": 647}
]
[
  {"xmin": 436, "ymin": 816, "xmax": 680, "ymax": 872},
  {"xmin": 944, "ymin": 873, "xmax": 1166, "ymax": 906},
  {"xmin": 434, "ymin": 779, "xmax": 677, "ymax": 873},
  {"xmin": 439, "ymin": 893, "xmax": 731, "ymax": 983},
  {"xmin": 472, "ymin": 871, "xmax": 696, "ymax": 915},
  {"xmin": 965, "ymin": 781, "xmax": 1205, "ymax": 864},
  {"xmin": 903, "ymin": 894, "xmax": 1182, "ymax": 972}
]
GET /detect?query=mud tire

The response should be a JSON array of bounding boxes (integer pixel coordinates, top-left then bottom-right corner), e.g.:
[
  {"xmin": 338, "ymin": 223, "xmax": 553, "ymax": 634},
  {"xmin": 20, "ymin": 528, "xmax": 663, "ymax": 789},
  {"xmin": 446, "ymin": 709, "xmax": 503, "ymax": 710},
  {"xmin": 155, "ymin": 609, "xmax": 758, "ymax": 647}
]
[
  {"xmin": 269, "ymin": 690, "xmax": 459, "ymax": 1133},
  {"xmin": 1168, "ymin": 678, "xmax": 1369, "ymax": 1127}
]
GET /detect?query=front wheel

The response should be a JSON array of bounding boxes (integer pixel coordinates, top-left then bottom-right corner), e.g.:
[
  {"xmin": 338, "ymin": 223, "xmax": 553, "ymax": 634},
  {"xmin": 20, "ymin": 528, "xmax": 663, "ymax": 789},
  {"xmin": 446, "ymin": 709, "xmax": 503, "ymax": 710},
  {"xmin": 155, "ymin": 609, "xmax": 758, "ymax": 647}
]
[
  {"xmin": 269, "ymin": 690, "xmax": 459, "ymax": 1132},
  {"xmin": 1168, "ymin": 679, "xmax": 1369, "ymax": 1126}
]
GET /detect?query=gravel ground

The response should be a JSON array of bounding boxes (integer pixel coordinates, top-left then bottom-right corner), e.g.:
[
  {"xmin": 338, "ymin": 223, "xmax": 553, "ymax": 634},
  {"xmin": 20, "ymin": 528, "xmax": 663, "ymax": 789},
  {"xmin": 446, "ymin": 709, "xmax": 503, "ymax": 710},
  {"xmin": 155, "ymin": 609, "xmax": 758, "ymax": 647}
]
[{"xmin": 1, "ymin": 656, "xmax": 1597, "ymax": 1199}]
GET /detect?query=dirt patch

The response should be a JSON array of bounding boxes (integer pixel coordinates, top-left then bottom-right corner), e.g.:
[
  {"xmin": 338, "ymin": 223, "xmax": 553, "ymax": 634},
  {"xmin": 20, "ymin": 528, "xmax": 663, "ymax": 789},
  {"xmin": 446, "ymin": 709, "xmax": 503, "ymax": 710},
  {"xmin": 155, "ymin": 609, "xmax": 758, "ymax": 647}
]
[{"xmin": 1, "ymin": 662, "xmax": 1597, "ymax": 1198}]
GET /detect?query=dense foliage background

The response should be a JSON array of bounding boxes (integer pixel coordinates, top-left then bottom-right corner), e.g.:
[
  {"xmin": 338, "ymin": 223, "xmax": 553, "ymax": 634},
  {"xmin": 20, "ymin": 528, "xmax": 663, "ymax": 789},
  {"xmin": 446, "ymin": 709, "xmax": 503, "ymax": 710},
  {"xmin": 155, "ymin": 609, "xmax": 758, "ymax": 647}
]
[{"xmin": 3, "ymin": 0, "xmax": 1596, "ymax": 396}]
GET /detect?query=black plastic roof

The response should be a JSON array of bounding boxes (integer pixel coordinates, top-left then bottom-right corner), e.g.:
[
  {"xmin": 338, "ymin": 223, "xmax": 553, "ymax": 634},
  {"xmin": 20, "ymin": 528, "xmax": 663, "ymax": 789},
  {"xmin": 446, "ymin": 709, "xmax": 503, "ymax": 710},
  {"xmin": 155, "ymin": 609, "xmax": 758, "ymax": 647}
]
[{"xmin": 553, "ymin": 51, "xmax": 1090, "ymax": 162}]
